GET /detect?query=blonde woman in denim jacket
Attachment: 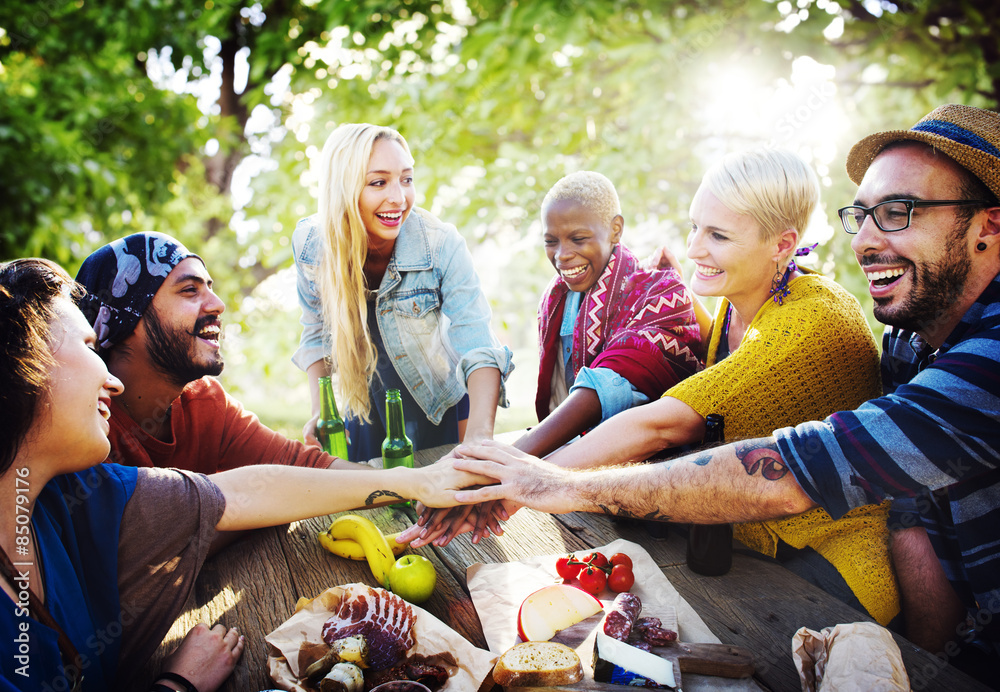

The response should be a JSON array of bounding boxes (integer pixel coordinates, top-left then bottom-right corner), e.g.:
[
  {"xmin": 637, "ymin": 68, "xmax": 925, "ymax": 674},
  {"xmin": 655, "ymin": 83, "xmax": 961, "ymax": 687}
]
[{"xmin": 292, "ymin": 124, "xmax": 513, "ymax": 462}]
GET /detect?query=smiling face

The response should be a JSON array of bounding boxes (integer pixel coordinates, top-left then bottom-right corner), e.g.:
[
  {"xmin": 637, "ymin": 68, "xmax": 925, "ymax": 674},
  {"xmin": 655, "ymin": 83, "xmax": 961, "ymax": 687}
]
[
  {"xmin": 686, "ymin": 186, "xmax": 780, "ymax": 305},
  {"xmin": 41, "ymin": 298, "xmax": 124, "ymax": 470},
  {"xmin": 359, "ymin": 138, "xmax": 416, "ymax": 249},
  {"xmin": 543, "ymin": 198, "xmax": 623, "ymax": 292},
  {"xmin": 851, "ymin": 143, "xmax": 978, "ymax": 336},
  {"xmin": 136, "ymin": 257, "xmax": 225, "ymax": 386}
]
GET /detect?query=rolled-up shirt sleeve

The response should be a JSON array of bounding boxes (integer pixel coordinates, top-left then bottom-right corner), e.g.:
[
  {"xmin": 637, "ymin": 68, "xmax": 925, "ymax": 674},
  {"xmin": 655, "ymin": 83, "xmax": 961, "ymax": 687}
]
[{"xmin": 571, "ymin": 365, "xmax": 649, "ymax": 421}]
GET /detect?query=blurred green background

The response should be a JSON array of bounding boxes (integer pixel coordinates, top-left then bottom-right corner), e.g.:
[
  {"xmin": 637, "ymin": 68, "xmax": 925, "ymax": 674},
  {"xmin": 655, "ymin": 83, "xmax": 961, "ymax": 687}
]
[{"xmin": 2, "ymin": 0, "xmax": 997, "ymax": 436}]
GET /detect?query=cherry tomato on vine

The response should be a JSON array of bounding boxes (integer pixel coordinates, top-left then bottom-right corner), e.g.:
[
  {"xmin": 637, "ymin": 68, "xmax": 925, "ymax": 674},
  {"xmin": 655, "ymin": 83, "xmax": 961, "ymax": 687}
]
[
  {"xmin": 582, "ymin": 551, "xmax": 609, "ymax": 570},
  {"xmin": 608, "ymin": 563, "xmax": 635, "ymax": 593},
  {"xmin": 578, "ymin": 565, "xmax": 607, "ymax": 595},
  {"xmin": 610, "ymin": 553, "xmax": 633, "ymax": 571},
  {"xmin": 556, "ymin": 554, "xmax": 582, "ymax": 581}
]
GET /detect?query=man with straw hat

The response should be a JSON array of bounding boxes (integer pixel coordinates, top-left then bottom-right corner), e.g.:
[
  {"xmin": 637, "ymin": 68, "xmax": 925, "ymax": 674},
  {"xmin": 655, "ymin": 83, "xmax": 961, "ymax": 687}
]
[{"xmin": 444, "ymin": 104, "xmax": 1000, "ymax": 683}]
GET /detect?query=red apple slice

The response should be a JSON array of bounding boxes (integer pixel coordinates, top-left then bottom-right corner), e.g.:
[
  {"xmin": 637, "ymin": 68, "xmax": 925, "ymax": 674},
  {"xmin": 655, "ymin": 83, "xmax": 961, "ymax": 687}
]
[{"xmin": 517, "ymin": 584, "xmax": 604, "ymax": 642}]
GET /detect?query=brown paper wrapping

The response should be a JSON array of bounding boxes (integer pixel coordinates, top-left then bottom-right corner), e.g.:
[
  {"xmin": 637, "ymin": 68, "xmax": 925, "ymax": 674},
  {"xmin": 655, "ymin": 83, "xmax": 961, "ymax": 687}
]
[
  {"xmin": 264, "ymin": 583, "xmax": 498, "ymax": 691},
  {"xmin": 792, "ymin": 622, "xmax": 910, "ymax": 691},
  {"xmin": 467, "ymin": 537, "xmax": 757, "ymax": 691}
]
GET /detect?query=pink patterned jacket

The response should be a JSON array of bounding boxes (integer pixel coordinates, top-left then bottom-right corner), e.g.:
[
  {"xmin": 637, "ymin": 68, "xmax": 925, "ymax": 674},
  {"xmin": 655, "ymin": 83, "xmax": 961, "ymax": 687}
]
[{"xmin": 535, "ymin": 244, "xmax": 703, "ymax": 421}]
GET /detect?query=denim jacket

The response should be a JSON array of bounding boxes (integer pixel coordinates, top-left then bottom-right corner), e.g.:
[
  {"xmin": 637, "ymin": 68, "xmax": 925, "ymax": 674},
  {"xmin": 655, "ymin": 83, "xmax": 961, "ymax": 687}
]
[{"xmin": 292, "ymin": 208, "xmax": 513, "ymax": 424}]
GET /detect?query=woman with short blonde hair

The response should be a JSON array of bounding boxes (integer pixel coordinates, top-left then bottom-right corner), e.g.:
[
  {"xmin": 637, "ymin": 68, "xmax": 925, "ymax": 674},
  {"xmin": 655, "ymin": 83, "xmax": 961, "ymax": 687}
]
[
  {"xmin": 702, "ymin": 148, "xmax": 819, "ymax": 244},
  {"xmin": 425, "ymin": 150, "xmax": 899, "ymax": 626}
]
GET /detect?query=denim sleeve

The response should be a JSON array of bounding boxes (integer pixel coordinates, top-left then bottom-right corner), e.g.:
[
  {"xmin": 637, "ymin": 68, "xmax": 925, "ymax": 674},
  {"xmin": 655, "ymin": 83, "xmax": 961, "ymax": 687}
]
[
  {"xmin": 571, "ymin": 366, "xmax": 650, "ymax": 421},
  {"xmin": 291, "ymin": 217, "xmax": 328, "ymax": 372},
  {"xmin": 435, "ymin": 225, "xmax": 514, "ymax": 403}
]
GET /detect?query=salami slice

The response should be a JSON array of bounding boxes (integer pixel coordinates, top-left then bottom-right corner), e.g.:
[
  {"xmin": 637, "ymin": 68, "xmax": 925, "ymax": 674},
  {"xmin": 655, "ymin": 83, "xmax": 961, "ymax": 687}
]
[
  {"xmin": 633, "ymin": 616, "xmax": 662, "ymax": 635},
  {"xmin": 641, "ymin": 626, "xmax": 678, "ymax": 646},
  {"xmin": 602, "ymin": 592, "xmax": 642, "ymax": 641}
]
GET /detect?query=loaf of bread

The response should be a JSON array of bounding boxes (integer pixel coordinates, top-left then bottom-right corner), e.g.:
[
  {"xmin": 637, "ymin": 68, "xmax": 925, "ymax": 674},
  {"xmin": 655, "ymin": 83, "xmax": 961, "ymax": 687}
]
[{"xmin": 492, "ymin": 641, "xmax": 584, "ymax": 687}]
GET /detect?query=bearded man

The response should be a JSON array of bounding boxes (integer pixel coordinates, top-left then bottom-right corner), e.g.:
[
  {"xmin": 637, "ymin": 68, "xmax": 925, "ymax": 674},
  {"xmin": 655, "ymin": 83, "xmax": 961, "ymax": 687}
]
[
  {"xmin": 442, "ymin": 104, "xmax": 1000, "ymax": 684},
  {"xmin": 77, "ymin": 232, "xmax": 357, "ymax": 474}
]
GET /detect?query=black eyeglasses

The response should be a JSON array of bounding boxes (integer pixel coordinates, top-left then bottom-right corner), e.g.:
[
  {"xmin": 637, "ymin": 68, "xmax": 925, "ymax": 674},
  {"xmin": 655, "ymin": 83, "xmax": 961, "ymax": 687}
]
[{"xmin": 837, "ymin": 199, "xmax": 993, "ymax": 234}]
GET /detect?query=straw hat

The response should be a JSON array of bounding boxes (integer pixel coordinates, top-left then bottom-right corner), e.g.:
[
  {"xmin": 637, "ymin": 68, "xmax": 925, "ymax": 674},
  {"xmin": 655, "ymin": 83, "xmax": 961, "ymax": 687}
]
[{"xmin": 846, "ymin": 104, "xmax": 1000, "ymax": 200}]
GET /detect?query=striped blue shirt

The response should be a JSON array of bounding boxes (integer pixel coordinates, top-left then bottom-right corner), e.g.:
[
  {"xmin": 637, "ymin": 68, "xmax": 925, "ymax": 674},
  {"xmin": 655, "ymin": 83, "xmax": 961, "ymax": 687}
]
[{"xmin": 775, "ymin": 270, "xmax": 1000, "ymax": 645}]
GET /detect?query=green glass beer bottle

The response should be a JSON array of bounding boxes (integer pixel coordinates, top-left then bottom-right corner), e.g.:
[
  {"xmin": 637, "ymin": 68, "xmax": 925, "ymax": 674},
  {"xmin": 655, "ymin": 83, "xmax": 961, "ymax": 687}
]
[
  {"xmin": 382, "ymin": 389, "xmax": 415, "ymax": 506},
  {"xmin": 316, "ymin": 376, "xmax": 349, "ymax": 461}
]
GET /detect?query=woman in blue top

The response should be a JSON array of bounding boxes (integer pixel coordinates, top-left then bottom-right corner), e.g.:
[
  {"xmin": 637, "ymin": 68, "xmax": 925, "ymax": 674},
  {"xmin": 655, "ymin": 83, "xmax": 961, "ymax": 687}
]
[
  {"xmin": 0, "ymin": 259, "xmax": 490, "ymax": 691},
  {"xmin": 293, "ymin": 124, "xmax": 513, "ymax": 462}
]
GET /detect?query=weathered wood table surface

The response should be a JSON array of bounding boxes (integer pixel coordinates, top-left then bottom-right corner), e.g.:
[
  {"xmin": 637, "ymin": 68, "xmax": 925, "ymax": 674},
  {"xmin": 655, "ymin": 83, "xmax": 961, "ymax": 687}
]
[{"xmin": 143, "ymin": 440, "xmax": 990, "ymax": 692}]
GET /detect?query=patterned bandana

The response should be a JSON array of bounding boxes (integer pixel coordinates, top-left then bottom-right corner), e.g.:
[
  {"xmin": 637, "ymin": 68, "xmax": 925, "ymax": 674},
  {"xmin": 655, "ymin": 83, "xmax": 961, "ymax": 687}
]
[{"xmin": 76, "ymin": 232, "xmax": 201, "ymax": 350}]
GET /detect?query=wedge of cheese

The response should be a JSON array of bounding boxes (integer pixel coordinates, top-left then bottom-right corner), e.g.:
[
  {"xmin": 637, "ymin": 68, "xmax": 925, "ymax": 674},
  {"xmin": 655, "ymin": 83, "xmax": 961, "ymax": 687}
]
[{"xmin": 593, "ymin": 629, "xmax": 677, "ymax": 689}]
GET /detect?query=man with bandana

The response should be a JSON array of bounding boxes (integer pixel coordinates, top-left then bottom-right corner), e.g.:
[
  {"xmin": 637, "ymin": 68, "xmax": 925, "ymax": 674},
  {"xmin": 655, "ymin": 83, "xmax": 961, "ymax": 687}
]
[{"xmin": 77, "ymin": 232, "xmax": 357, "ymax": 474}]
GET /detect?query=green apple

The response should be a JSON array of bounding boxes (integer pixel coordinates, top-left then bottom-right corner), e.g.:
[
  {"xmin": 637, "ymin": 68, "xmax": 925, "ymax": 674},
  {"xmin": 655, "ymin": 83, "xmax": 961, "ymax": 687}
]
[{"xmin": 387, "ymin": 554, "xmax": 437, "ymax": 604}]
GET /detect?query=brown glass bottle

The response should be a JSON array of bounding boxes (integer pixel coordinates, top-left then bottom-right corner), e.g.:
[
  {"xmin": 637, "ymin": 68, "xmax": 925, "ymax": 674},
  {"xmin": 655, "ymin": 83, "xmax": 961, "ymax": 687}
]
[{"xmin": 686, "ymin": 414, "xmax": 733, "ymax": 576}]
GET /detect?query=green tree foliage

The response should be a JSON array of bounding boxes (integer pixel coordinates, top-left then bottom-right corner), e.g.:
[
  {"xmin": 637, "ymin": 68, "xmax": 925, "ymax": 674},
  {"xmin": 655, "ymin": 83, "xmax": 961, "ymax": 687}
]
[{"xmin": 1, "ymin": 0, "xmax": 996, "ymax": 430}]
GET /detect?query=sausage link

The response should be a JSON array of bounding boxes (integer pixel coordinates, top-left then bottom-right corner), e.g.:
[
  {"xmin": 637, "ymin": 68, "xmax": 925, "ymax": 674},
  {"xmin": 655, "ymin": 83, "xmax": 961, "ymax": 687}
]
[{"xmin": 602, "ymin": 592, "xmax": 642, "ymax": 641}]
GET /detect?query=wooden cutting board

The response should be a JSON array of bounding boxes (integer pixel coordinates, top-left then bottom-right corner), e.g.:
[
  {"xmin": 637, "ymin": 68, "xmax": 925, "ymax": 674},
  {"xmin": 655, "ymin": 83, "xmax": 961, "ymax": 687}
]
[{"xmin": 490, "ymin": 604, "xmax": 753, "ymax": 691}]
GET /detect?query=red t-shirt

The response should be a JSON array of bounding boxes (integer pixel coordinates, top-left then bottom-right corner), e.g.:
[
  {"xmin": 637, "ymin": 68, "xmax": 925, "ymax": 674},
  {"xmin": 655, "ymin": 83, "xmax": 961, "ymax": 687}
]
[{"xmin": 106, "ymin": 376, "xmax": 332, "ymax": 473}]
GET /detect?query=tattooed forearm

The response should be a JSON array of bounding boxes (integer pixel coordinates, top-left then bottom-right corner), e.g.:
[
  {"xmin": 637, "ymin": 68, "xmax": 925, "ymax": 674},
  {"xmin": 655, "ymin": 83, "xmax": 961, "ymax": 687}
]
[
  {"xmin": 365, "ymin": 490, "xmax": 406, "ymax": 505},
  {"xmin": 597, "ymin": 503, "xmax": 633, "ymax": 518},
  {"xmin": 733, "ymin": 440, "xmax": 788, "ymax": 481},
  {"xmin": 688, "ymin": 451, "xmax": 713, "ymax": 467},
  {"xmin": 595, "ymin": 504, "xmax": 671, "ymax": 522}
]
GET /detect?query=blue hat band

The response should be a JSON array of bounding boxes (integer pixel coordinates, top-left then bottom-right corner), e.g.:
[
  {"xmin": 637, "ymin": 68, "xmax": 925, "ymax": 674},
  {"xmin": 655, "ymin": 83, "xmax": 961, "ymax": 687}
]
[{"xmin": 913, "ymin": 119, "xmax": 1000, "ymax": 159}]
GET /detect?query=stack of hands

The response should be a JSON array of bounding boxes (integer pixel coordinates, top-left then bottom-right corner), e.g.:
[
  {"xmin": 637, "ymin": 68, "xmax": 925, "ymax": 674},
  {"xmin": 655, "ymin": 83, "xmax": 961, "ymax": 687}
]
[{"xmin": 398, "ymin": 440, "xmax": 573, "ymax": 548}]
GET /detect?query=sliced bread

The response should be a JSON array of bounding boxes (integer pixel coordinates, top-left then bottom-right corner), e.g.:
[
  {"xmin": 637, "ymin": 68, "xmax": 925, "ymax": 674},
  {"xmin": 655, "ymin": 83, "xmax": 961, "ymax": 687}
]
[{"xmin": 492, "ymin": 641, "xmax": 584, "ymax": 687}]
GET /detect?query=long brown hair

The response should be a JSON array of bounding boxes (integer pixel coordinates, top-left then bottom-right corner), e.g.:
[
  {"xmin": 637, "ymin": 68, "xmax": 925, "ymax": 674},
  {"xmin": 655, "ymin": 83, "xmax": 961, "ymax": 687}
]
[{"xmin": 0, "ymin": 258, "xmax": 83, "ymax": 473}]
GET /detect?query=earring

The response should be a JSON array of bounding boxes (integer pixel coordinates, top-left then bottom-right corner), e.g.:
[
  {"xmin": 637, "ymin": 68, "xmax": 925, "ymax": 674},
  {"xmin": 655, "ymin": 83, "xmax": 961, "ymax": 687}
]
[
  {"xmin": 769, "ymin": 260, "xmax": 792, "ymax": 306},
  {"xmin": 978, "ymin": 242, "xmax": 988, "ymax": 251},
  {"xmin": 769, "ymin": 261, "xmax": 783, "ymax": 293}
]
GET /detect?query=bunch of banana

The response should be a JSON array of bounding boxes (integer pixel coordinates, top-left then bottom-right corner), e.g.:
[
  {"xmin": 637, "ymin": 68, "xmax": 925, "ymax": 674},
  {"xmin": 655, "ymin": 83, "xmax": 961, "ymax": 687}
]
[
  {"xmin": 318, "ymin": 514, "xmax": 403, "ymax": 586},
  {"xmin": 318, "ymin": 530, "xmax": 405, "ymax": 562}
]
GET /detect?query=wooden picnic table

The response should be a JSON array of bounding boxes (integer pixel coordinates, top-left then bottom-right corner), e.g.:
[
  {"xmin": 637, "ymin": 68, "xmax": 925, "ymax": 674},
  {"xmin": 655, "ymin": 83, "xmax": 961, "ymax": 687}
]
[{"xmin": 141, "ymin": 440, "xmax": 990, "ymax": 692}]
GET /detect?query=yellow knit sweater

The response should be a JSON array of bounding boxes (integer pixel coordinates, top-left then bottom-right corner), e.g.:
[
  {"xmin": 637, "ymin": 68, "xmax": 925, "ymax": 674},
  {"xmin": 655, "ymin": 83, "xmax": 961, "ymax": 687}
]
[{"xmin": 666, "ymin": 272, "xmax": 899, "ymax": 625}]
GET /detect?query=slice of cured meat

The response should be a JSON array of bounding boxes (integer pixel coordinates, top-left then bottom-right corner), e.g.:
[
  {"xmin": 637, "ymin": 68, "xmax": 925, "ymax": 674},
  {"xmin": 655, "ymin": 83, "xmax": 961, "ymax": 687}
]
[{"xmin": 321, "ymin": 584, "xmax": 416, "ymax": 671}]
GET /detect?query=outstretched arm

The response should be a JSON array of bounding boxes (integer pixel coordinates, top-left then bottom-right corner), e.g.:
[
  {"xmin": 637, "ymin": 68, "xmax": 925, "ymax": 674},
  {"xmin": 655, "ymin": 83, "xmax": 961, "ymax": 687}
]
[
  {"xmin": 400, "ymin": 393, "xmax": 705, "ymax": 547},
  {"xmin": 417, "ymin": 388, "xmax": 606, "ymax": 546},
  {"xmin": 544, "ymin": 394, "xmax": 705, "ymax": 469},
  {"xmin": 451, "ymin": 437, "xmax": 816, "ymax": 522},
  {"xmin": 514, "ymin": 388, "xmax": 603, "ymax": 457},
  {"xmin": 211, "ymin": 462, "xmax": 493, "ymax": 531}
]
